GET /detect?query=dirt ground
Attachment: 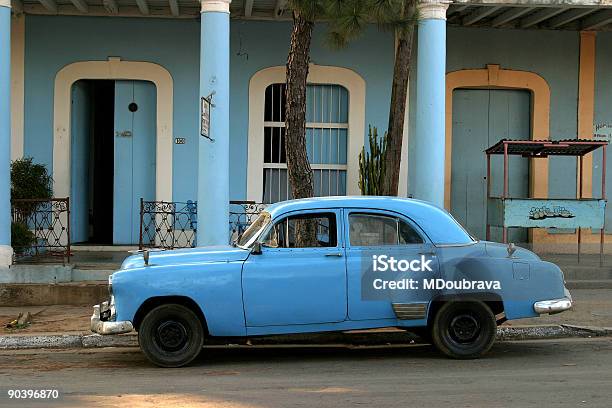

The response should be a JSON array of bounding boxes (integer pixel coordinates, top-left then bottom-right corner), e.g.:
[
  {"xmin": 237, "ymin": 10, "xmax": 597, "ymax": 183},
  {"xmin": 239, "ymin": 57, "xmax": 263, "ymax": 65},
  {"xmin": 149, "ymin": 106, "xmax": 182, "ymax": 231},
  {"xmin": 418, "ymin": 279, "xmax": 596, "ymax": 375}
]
[
  {"xmin": 0, "ymin": 305, "xmax": 92, "ymax": 335},
  {"xmin": 1, "ymin": 289, "xmax": 611, "ymax": 336}
]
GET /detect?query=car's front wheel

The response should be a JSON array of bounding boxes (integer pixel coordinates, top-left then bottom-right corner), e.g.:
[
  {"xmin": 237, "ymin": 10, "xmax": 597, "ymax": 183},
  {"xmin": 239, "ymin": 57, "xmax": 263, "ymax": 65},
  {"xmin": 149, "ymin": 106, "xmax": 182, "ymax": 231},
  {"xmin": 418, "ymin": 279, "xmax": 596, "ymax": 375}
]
[
  {"xmin": 431, "ymin": 301, "xmax": 496, "ymax": 359},
  {"xmin": 139, "ymin": 304, "xmax": 204, "ymax": 367}
]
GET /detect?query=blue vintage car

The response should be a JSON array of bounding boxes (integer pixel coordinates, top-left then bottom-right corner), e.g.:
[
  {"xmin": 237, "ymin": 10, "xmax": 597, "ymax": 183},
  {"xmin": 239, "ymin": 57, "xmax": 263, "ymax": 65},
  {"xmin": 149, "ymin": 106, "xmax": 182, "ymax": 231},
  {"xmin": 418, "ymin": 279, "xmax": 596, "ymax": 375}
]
[{"xmin": 91, "ymin": 196, "xmax": 572, "ymax": 367}]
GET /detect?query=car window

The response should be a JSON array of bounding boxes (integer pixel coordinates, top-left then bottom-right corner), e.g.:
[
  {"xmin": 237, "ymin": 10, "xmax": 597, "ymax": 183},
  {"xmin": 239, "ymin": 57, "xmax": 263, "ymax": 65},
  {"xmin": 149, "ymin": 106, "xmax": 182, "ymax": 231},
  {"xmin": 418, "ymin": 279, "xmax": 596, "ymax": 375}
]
[
  {"xmin": 260, "ymin": 213, "xmax": 337, "ymax": 248},
  {"xmin": 349, "ymin": 213, "xmax": 423, "ymax": 246}
]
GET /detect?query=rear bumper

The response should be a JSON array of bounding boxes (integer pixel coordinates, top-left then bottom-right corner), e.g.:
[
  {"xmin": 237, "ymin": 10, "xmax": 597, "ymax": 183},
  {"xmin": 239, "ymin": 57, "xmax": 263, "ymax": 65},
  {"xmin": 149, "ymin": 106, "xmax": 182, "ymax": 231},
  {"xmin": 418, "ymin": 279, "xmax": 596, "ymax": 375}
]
[
  {"xmin": 90, "ymin": 303, "xmax": 133, "ymax": 335},
  {"xmin": 533, "ymin": 290, "xmax": 573, "ymax": 315}
]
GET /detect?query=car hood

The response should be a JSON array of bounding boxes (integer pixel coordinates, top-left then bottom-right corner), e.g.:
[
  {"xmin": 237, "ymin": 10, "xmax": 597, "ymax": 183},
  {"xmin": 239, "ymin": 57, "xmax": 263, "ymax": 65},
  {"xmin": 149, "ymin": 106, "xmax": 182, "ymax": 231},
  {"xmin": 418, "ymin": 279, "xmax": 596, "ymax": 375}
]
[{"xmin": 120, "ymin": 245, "xmax": 250, "ymax": 270}]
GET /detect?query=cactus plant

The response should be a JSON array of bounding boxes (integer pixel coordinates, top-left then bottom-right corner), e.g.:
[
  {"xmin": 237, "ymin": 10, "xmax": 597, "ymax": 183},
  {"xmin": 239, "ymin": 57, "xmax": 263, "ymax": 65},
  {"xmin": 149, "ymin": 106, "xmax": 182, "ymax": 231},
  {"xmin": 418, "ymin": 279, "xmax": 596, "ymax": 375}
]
[{"xmin": 358, "ymin": 126, "xmax": 388, "ymax": 195}]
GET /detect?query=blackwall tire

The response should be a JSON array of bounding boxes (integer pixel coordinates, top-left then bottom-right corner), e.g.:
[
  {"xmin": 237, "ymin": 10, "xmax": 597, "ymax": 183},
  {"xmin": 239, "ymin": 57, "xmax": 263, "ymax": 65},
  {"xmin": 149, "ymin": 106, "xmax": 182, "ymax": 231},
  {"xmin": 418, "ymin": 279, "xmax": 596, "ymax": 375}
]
[
  {"xmin": 138, "ymin": 304, "xmax": 204, "ymax": 368},
  {"xmin": 431, "ymin": 301, "xmax": 496, "ymax": 359}
]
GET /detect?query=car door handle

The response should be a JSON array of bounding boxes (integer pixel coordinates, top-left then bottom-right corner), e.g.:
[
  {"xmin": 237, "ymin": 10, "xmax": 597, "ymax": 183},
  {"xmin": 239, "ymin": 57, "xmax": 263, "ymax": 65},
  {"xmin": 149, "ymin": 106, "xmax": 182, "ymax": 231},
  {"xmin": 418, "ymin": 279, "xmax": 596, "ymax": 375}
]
[
  {"xmin": 325, "ymin": 252, "xmax": 343, "ymax": 257},
  {"xmin": 419, "ymin": 251, "xmax": 436, "ymax": 257}
]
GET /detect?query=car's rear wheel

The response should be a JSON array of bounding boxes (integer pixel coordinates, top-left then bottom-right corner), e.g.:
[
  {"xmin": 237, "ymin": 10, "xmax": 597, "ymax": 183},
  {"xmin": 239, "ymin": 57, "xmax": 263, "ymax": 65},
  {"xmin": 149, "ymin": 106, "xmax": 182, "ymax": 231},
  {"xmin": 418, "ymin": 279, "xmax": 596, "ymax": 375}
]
[
  {"xmin": 431, "ymin": 301, "xmax": 496, "ymax": 359},
  {"xmin": 139, "ymin": 304, "xmax": 204, "ymax": 367}
]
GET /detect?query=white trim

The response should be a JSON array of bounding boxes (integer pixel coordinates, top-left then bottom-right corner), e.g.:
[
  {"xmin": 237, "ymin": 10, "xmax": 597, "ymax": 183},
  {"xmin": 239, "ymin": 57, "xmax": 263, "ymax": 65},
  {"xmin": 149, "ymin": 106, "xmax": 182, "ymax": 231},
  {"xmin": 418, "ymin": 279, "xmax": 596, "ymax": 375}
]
[
  {"xmin": 10, "ymin": 14, "xmax": 24, "ymax": 160},
  {"xmin": 0, "ymin": 0, "xmax": 10, "ymax": 8},
  {"xmin": 0, "ymin": 245, "xmax": 12, "ymax": 267},
  {"xmin": 200, "ymin": 0, "xmax": 230, "ymax": 13},
  {"xmin": 417, "ymin": 0, "xmax": 448, "ymax": 20},
  {"xmin": 247, "ymin": 64, "xmax": 366, "ymax": 202},
  {"xmin": 53, "ymin": 58, "xmax": 174, "ymax": 202},
  {"xmin": 263, "ymin": 121, "xmax": 349, "ymax": 129},
  {"xmin": 264, "ymin": 163, "xmax": 348, "ymax": 171}
]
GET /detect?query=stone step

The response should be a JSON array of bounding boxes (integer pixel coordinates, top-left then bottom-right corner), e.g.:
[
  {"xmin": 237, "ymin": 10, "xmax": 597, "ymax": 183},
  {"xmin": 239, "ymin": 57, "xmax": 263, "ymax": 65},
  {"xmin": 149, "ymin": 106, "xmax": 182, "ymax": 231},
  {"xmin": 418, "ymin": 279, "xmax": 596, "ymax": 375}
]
[
  {"xmin": 0, "ymin": 283, "xmax": 108, "ymax": 306},
  {"xmin": 0, "ymin": 265, "xmax": 114, "ymax": 284},
  {"xmin": 566, "ymin": 280, "xmax": 612, "ymax": 290},
  {"xmin": 561, "ymin": 266, "xmax": 612, "ymax": 280}
]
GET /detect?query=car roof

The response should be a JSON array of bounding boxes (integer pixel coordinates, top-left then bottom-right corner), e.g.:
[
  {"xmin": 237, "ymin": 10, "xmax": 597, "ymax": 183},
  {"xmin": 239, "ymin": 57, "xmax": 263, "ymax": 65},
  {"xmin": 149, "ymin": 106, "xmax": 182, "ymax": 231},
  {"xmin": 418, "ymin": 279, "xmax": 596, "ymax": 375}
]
[
  {"xmin": 264, "ymin": 196, "xmax": 438, "ymax": 218},
  {"xmin": 263, "ymin": 196, "xmax": 475, "ymax": 245}
]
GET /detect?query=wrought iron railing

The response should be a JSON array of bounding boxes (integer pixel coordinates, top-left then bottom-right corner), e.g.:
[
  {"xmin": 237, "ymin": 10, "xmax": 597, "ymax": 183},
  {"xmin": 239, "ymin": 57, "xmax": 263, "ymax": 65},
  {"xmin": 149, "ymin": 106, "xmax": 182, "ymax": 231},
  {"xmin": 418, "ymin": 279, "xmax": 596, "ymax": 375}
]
[
  {"xmin": 139, "ymin": 199, "xmax": 267, "ymax": 249},
  {"xmin": 229, "ymin": 201, "xmax": 268, "ymax": 241},
  {"xmin": 11, "ymin": 198, "xmax": 71, "ymax": 264},
  {"xmin": 139, "ymin": 199, "xmax": 198, "ymax": 249}
]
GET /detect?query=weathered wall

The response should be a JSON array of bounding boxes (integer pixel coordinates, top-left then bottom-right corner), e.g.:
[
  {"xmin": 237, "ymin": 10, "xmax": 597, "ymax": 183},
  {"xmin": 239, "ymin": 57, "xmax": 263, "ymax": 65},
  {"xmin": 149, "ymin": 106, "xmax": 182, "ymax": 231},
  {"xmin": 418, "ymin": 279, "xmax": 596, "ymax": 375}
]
[{"xmin": 22, "ymin": 15, "xmax": 394, "ymax": 202}]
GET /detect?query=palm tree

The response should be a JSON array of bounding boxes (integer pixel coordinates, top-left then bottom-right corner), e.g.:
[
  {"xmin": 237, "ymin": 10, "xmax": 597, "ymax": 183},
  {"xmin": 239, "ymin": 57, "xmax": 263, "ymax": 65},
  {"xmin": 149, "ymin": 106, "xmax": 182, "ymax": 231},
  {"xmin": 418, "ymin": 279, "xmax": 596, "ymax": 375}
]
[
  {"xmin": 284, "ymin": 1, "xmax": 326, "ymax": 201},
  {"xmin": 327, "ymin": 0, "xmax": 416, "ymax": 196}
]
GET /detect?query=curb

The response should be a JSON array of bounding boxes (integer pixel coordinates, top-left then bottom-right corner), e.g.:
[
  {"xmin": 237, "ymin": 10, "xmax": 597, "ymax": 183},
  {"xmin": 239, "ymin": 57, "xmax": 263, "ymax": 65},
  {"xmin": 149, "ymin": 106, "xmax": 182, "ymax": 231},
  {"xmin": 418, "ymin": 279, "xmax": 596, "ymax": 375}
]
[{"xmin": 1, "ymin": 325, "xmax": 611, "ymax": 350}]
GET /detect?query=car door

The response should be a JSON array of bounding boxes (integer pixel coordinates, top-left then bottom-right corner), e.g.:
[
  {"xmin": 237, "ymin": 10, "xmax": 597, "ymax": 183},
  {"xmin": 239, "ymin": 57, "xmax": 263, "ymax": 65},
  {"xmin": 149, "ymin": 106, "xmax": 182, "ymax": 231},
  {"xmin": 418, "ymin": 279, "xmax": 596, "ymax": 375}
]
[
  {"xmin": 241, "ymin": 209, "xmax": 347, "ymax": 327},
  {"xmin": 345, "ymin": 210, "xmax": 439, "ymax": 321}
]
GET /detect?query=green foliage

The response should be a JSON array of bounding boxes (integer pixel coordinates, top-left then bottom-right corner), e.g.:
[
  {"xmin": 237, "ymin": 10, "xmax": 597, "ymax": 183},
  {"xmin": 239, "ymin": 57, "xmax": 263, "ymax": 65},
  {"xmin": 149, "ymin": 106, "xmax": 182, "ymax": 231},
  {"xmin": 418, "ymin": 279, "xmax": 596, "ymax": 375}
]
[
  {"xmin": 359, "ymin": 126, "xmax": 387, "ymax": 195},
  {"xmin": 324, "ymin": 0, "xmax": 416, "ymax": 49},
  {"xmin": 10, "ymin": 158, "xmax": 52, "ymax": 252},
  {"xmin": 11, "ymin": 222, "xmax": 36, "ymax": 254},
  {"xmin": 288, "ymin": 0, "xmax": 328, "ymax": 21},
  {"xmin": 11, "ymin": 157, "xmax": 53, "ymax": 200}
]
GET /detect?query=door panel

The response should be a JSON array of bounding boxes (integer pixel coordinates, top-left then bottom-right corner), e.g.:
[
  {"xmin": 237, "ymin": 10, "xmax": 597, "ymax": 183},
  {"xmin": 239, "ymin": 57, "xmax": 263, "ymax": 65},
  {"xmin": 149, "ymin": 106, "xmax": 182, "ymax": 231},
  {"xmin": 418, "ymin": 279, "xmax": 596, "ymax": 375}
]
[
  {"xmin": 451, "ymin": 89, "xmax": 530, "ymax": 243},
  {"xmin": 241, "ymin": 210, "xmax": 347, "ymax": 327},
  {"xmin": 113, "ymin": 81, "xmax": 156, "ymax": 244},
  {"xmin": 344, "ymin": 210, "xmax": 439, "ymax": 321},
  {"xmin": 70, "ymin": 81, "xmax": 91, "ymax": 243}
]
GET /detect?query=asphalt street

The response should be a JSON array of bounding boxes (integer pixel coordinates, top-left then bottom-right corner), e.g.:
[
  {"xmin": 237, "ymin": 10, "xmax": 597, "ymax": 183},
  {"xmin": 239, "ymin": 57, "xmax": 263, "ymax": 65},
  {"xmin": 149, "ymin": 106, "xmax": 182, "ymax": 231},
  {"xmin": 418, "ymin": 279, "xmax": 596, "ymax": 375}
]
[{"xmin": 0, "ymin": 338, "xmax": 611, "ymax": 408}]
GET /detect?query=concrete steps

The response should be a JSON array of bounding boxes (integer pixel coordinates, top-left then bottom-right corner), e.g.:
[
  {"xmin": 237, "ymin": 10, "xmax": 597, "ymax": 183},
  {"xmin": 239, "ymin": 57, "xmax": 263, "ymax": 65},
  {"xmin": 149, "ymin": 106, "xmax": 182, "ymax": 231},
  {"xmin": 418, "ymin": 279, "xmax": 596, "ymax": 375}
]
[{"xmin": 0, "ymin": 282, "xmax": 109, "ymax": 306}]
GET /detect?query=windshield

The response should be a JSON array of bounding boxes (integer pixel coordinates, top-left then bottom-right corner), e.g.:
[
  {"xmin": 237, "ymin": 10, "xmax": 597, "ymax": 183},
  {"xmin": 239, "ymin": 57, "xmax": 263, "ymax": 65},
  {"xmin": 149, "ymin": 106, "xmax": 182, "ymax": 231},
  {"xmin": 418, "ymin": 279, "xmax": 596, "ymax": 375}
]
[{"xmin": 236, "ymin": 212, "xmax": 271, "ymax": 248}]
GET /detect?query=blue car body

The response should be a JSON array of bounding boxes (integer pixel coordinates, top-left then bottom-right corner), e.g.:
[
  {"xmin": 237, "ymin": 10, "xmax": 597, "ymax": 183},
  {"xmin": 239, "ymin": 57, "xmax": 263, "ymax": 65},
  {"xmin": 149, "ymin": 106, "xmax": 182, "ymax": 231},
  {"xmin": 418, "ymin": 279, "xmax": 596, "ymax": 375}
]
[{"xmin": 100, "ymin": 197, "xmax": 569, "ymax": 339}]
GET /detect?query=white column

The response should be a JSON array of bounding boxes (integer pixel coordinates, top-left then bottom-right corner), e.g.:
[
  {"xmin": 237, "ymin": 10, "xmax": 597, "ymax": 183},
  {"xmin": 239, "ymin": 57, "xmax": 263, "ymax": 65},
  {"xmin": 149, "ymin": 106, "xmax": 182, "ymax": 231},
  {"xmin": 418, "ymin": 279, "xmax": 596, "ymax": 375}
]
[
  {"xmin": 0, "ymin": 1, "xmax": 13, "ymax": 266},
  {"xmin": 413, "ymin": 0, "xmax": 448, "ymax": 207},
  {"xmin": 197, "ymin": 0, "xmax": 231, "ymax": 246}
]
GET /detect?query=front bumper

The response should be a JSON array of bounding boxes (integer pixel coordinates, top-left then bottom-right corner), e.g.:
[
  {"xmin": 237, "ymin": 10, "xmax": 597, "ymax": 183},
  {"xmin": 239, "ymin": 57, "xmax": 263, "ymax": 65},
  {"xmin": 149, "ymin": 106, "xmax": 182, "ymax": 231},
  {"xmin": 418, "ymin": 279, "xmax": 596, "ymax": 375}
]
[
  {"xmin": 534, "ymin": 290, "xmax": 573, "ymax": 315},
  {"xmin": 90, "ymin": 302, "xmax": 133, "ymax": 335}
]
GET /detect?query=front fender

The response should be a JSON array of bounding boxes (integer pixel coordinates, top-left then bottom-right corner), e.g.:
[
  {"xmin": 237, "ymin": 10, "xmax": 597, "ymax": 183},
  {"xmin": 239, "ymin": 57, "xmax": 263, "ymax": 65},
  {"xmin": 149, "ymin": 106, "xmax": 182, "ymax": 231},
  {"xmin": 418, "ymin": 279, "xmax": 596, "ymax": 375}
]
[{"xmin": 112, "ymin": 261, "xmax": 246, "ymax": 336}]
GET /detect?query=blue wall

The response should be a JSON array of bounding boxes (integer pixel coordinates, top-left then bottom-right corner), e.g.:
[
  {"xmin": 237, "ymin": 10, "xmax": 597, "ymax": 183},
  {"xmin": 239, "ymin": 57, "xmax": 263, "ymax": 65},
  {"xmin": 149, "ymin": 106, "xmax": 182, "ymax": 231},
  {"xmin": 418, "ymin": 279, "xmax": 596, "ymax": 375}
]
[
  {"xmin": 408, "ymin": 27, "xmax": 580, "ymax": 200},
  {"xmin": 23, "ymin": 15, "xmax": 394, "ymax": 201},
  {"xmin": 592, "ymin": 32, "xmax": 612, "ymax": 229}
]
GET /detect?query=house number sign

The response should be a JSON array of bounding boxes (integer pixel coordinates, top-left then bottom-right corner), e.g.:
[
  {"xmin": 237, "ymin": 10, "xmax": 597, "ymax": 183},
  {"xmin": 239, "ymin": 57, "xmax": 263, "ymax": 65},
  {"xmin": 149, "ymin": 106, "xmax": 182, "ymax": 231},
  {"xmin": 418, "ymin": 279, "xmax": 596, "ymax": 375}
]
[{"xmin": 201, "ymin": 93, "xmax": 214, "ymax": 142}]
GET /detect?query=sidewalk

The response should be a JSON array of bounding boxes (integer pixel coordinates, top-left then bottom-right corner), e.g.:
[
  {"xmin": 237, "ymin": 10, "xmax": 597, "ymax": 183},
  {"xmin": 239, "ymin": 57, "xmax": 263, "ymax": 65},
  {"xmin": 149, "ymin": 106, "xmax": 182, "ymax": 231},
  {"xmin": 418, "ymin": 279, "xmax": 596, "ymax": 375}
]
[{"xmin": 1, "ymin": 289, "xmax": 611, "ymax": 350}]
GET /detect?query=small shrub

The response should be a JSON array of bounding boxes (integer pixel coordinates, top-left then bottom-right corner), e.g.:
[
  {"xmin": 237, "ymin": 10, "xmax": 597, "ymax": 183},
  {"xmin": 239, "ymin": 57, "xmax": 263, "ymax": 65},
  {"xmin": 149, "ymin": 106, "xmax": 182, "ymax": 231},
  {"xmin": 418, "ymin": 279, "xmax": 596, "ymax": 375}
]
[
  {"xmin": 11, "ymin": 222, "xmax": 36, "ymax": 255},
  {"xmin": 11, "ymin": 157, "xmax": 52, "ymax": 200},
  {"xmin": 10, "ymin": 158, "xmax": 53, "ymax": 252}
]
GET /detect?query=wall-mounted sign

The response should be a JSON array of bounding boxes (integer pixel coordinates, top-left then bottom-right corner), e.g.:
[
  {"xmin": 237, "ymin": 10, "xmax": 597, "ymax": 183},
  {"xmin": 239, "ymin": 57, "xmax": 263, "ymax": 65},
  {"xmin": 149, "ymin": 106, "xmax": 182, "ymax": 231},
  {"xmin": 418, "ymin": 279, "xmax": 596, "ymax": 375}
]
[
  {"xmin": 175, "ymin": 138, "xmax": 186, "ymax": 145},
  {"xmin": 594, "ymin": 122, "xmax": 612, "ymax": 143},
  {"xmin": 201, "ymin": 95, "xmax": 212, "ymax": 141}
]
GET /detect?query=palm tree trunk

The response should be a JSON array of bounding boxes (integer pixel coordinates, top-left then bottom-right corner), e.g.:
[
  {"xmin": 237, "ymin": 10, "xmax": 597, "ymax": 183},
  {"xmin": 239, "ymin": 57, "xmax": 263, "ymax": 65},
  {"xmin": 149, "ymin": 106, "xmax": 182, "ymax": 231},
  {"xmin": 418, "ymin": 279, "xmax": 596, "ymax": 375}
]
[
  {"xmin": 285, "ymin": 11, "xmax": 315, "ymax": 200},
  {"xmin": 381, "ymin": 2, "xmax": 416, "ymax": 196},
  {"xmin": 285, "ymin": 11, "xmax": 317, "ymax": 247}
]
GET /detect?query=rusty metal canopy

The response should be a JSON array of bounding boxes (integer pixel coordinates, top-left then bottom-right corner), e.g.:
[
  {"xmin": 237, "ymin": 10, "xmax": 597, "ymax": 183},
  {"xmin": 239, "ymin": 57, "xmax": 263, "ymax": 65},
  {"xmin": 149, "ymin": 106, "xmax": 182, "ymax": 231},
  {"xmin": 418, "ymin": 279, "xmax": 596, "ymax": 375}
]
[{"xmin": 485, "ymin": 139, "xmax": 608, "ymax": 157}]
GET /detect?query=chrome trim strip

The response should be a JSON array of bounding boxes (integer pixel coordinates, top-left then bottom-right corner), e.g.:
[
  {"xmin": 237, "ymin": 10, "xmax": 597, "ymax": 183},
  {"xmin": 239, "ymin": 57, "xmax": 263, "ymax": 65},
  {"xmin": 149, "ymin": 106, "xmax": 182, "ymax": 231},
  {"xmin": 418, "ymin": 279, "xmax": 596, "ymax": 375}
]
[{"xmin": 392, "ymin": 303, "xmax": 427, "ymax": 320}]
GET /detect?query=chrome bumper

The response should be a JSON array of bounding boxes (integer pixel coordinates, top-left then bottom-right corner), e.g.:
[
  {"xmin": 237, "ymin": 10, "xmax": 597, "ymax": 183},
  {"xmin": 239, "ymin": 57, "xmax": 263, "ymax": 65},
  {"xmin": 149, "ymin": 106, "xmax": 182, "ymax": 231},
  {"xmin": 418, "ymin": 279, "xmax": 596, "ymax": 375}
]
[
  {"xmin": 534, "ymin": 292, "xmax": 573, "ymax": 315},
  {"xmin": 91, "ymin": 303, "xmax": 133, "ymax": 335}
]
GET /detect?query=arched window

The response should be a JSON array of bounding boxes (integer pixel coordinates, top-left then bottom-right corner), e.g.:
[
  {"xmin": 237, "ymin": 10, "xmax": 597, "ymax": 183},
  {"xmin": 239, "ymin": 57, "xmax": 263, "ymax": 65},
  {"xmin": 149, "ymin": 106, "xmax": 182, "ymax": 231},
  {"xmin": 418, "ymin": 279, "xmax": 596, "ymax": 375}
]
[
  {"xmin": 262, "ymin": 83, "xmax": 349, "ymax": 203},
  {"xmin": 247, "ymin": 65, "xmax": 367, "ymax": 203}
]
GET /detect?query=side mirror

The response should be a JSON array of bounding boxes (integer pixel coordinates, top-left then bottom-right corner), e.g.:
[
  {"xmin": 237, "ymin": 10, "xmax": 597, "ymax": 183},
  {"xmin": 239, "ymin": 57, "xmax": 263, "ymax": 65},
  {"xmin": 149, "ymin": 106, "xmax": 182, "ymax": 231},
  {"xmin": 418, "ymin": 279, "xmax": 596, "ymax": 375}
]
[{"xmin": 251, "ymin": 241, "xmax": 262, "ymax": 255}]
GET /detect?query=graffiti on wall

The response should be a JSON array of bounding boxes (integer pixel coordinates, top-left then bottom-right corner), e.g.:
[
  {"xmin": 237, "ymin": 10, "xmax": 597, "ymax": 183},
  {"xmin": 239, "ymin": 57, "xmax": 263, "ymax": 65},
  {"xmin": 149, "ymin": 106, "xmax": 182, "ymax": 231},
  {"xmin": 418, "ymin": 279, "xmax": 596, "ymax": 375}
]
[{"xmin": 529, "ymin": 206, "xmax": 575, "ymax": 220}]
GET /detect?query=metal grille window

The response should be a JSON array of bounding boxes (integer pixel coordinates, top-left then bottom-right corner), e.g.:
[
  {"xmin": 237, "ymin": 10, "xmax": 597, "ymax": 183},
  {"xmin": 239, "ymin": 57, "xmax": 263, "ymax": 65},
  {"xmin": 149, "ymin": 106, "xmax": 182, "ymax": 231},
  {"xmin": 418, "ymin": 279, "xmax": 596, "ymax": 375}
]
[{"xmin": 263, "ymin": 83, "xmax": 349, "ymax": 203}]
